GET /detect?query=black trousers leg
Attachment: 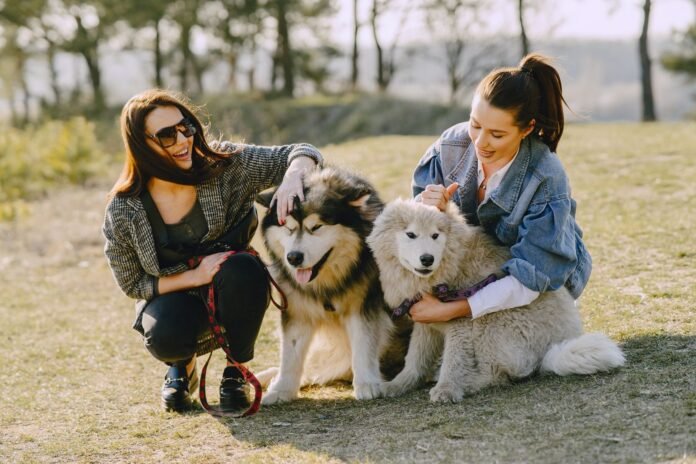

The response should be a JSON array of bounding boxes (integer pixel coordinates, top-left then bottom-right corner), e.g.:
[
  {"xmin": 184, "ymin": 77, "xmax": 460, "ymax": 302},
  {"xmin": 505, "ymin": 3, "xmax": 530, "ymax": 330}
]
[
  {"xmin": 213, "ymin": 253, "xmax": 270, "ymax": 363},
  {"xmin": 141, "ymin": 292, "xmax": 208, "ymax": 365},
  {"xmin": 140, "ymin": 253, "xmax": 270, "ymax": 366}
]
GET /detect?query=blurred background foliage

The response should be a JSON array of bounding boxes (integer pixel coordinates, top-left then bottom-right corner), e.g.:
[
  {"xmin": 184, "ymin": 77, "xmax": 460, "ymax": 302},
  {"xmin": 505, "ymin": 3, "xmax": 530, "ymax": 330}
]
[
  {"xmin": 0, "ymin": 117, "xmax": 106, "ymax": 219},
  {"xmin": 0, "ymin": 0, "xmax": 695, "ymax": 218}
]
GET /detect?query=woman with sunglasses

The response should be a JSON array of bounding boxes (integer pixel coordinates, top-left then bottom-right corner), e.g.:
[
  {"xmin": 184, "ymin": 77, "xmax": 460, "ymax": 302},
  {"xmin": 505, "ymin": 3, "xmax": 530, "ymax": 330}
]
[{"xmin": 103, "ymin": 89, "xmax": 323, "ymax": 412}]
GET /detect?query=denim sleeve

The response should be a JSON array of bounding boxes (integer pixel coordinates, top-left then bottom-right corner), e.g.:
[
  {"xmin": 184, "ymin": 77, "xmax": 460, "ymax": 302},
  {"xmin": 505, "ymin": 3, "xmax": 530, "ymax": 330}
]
[
  {"xmin": 501, "ymin": 198, "xmax": 579, "ymax": 294},
  {"xmin": 412, "ymin": 139, "xmax": 445, "ymax": 198}
]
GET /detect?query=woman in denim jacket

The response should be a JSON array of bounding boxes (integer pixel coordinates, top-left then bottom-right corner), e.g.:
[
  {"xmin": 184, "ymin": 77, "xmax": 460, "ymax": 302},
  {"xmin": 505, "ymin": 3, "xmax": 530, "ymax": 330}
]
[{"xmin": 410, "ymin": 53, "xmax": 591, "ymax": 323}]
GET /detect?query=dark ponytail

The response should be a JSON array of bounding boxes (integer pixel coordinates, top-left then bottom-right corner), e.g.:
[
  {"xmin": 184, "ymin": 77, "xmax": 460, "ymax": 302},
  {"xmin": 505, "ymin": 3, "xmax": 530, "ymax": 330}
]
[{"xmin": 476, "ymin": 53, "xmax": 568, "ymax": 152}]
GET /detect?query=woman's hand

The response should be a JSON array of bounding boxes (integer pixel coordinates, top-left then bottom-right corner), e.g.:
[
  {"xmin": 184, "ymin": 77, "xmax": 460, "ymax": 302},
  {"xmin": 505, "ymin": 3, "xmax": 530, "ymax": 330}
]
[
  {"xmin": 419, "ymin": 183, "xmax": 459, "ymax": 212},
  {"xmin": 409, "ymin": 292, "xmax": 471, "ymax": 323},
  {"xmin": 272, "ymin": 157, "xmax": 317, "ymax": 224},
  {"xmin": 191, "ymin": 252, "xmax": 232, "ymax": 286}
]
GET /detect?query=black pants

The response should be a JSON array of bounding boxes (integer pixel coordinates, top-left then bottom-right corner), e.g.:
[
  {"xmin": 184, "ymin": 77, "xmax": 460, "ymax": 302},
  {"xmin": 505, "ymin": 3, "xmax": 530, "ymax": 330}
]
[{"xmin": 141, "ymin": 253, "xmax": 270, "ymax": 366}]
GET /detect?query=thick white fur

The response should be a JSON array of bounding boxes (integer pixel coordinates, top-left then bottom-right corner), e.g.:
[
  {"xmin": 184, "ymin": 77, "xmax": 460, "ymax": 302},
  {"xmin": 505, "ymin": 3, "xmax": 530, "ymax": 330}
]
[
  {"xmin": 260, "ymin": 169, "xmax": 396, "ymax": 404},
  {"xmin": 367, "ymin": 199, "xmax": 625, "ymax": 403}
]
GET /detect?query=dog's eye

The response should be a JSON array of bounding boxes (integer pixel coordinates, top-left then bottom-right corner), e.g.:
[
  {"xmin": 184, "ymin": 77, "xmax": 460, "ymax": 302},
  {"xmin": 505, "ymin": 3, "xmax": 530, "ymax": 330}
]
[
  {"xmin": 311, "ymin": 224, "xmax": 323, "ymax": 232},
  {"xmin": 431, "ymin": 233, "xmax": 439, "ymax": 240},
  {"xmin": 406, "ymin": 232, "xmax": 416, "ymax": 239}
]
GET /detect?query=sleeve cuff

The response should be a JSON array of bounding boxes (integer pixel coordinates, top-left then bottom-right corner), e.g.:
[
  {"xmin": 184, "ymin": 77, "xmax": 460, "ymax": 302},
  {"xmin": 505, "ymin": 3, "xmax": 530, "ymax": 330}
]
[
  {"xmin": 287, "ymin": 144, "xmax": 323, "ymax": 168},
  {"xmin": 468, "ymin": 275, "xmax": 540, "ymax": 319}
]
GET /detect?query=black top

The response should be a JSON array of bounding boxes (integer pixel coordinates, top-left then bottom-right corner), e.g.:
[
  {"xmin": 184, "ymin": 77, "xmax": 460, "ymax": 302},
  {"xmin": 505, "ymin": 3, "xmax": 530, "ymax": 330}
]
[{"xmin": 140, "ymin": 189, "xmax": 208, "ymax": 268}]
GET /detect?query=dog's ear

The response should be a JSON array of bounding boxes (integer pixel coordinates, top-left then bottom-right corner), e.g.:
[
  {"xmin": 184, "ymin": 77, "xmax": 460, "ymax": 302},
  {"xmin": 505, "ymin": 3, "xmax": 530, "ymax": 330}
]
[
  {"xmin": 256, "ymin": 189, "xmax": 276, "ymax": 208},
  {"xmin": 346, "ymin": 181, "xmax": 374, "ymax": 208},
  {"xmin": 348, "ymin": 192, "xmax": 371, "ymax": 209}
]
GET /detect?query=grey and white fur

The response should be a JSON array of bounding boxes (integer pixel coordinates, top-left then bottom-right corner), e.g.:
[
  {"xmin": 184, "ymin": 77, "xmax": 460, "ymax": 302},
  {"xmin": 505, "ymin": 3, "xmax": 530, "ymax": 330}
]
[
  {"xmin": 367, "ymin": 199, "xmax": 625, "ymax": 403},
  {"xmin": 257, "ymin": 167, "xmax": 408, "ymax": 404}
]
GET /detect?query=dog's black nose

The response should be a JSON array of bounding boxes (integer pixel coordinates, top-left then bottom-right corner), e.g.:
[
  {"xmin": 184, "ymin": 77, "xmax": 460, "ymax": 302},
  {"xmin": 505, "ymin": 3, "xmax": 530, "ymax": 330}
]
[
  {"xmin": 420, "ymin": 254, "xmax": 434, "ymax": 267},
  {"xmin": 287, "ymin": 251, "xmax": 304, "ymax": 266}
]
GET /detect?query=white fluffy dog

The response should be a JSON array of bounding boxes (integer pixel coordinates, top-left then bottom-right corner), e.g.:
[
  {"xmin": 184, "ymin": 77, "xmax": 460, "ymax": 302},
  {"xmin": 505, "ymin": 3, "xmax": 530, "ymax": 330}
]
[{"xmin": 367, "ymin": 199, "xmax": 625, "ymax": 403}]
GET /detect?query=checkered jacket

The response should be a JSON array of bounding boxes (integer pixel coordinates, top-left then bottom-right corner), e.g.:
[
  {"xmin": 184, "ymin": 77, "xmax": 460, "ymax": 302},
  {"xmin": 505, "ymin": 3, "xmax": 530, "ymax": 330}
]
[{"xmin": 102, "ymin": 141, "xmax": 322, "ymax": 305}]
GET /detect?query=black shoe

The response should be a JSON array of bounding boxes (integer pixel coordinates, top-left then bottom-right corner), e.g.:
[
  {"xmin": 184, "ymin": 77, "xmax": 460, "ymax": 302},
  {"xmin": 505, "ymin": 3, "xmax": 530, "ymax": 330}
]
[
  {"xmin": 219, "ymin": 366, "xmax": 250, "ymax": 412},
  {"xmin": 161, "ymin": 360, "xmax": 199, "ymax": 412}
]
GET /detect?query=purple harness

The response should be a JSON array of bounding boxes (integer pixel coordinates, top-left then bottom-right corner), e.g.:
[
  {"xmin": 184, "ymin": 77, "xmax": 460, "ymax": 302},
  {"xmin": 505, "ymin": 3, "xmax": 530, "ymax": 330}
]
[{"xmin": 392, "ymin": 273, "xmax": 502, "ymax": 319}]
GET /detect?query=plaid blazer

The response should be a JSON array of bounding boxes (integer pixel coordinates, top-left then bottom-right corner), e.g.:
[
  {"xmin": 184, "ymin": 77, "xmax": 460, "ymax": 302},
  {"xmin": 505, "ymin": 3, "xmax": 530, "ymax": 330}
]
[{"xmin": 103, "ymin": 141, "xmax": 322, "ymax": 315}]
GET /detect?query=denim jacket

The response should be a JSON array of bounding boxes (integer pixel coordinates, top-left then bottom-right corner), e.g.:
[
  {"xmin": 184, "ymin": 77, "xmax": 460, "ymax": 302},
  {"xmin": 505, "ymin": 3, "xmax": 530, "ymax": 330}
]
[{"xmin": 412, "ymin": 122, "xmax": 591, "ymax": 299}]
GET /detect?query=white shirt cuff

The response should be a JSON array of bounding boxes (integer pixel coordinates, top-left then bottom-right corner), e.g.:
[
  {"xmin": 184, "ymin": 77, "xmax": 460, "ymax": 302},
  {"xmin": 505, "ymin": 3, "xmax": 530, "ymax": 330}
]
[{"xmin": 468, "ymin": 275, "xmax": 540, "ymax": 319}]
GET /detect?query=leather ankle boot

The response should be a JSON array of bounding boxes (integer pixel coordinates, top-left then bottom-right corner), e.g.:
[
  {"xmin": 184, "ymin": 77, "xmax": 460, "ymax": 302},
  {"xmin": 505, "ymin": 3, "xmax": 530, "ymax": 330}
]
[
  {"xmin": 161, "ymin": 360, "xmax": 199, "ymax": 412},
  {"xmin": 219, "ymin": 365, "xmax": 250, "ymax": 412}
]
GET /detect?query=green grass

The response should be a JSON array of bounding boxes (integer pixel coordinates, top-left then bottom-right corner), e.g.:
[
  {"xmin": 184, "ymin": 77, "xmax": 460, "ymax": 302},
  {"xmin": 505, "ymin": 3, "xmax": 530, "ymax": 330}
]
[{"xmin": 1, "ymin": 123, "xmax": 694, "ymax": 463}]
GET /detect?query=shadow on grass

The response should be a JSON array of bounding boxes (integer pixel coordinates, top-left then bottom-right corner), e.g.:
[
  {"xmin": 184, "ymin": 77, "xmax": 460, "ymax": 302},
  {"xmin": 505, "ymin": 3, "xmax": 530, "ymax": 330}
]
[{"xmin": 209, "ymin": 333, "xmax": 694, "ymax": 462}]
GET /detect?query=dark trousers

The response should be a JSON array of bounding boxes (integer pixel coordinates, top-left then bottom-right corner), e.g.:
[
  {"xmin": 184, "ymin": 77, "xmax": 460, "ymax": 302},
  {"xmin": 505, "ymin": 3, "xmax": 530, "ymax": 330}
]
[{"xmin": 141, "ymin": 253, "xmax": 270, "ymax": 366}]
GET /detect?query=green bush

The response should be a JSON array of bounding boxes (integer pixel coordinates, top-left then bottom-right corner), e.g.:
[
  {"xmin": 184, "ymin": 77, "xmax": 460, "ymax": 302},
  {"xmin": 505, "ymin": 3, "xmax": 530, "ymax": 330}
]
[{"xmin": 0, "ymin": 117, "xmax": 107, "ymax": 220}]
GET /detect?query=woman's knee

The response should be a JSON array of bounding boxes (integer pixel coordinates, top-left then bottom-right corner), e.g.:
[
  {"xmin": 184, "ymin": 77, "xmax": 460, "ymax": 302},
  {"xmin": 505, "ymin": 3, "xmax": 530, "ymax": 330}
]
[
  {"xmin": 214, "ymin": 253, "xmax": 269, "ymax": 293},
  {"xmin": 141, "ymin": 293, "xmax": 203, "ymax": 363}
]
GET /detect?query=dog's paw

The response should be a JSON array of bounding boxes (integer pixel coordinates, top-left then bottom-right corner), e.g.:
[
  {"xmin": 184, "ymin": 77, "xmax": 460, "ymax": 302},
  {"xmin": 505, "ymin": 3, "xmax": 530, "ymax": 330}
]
[
  {"xmin": 429, "ymin": 383, "xmax": 464, "ymax": 403},
  {"xmin": 262, "ymin": 389, "xmax": 297, "ymax": 405},
  {"xmin": 353, "ymin": 382, "xmax": 382, "ymax": 400},
  {"xmin": 380, "ymin": 380, "xmax": 410, "ymax": 398}
]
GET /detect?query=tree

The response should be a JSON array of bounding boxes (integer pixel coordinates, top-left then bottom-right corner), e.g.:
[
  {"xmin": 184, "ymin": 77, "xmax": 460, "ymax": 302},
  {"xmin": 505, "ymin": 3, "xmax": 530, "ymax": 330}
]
[
  {"xmin": 169, "ymin": 0, "xmax": 206, "ymax": 94},
  {"xmin": 0, "ymin": 0, "xmax": 51, "ymax": 117},
  {"xmin": 206, "ymin": 0, "xmax": 265, "ymax": 92},
  {"xmin": 0, "ymin": 24, "xmax": 31, "ymax": 124},
  {"xmin": 662, "ymin": 0, "xmax": 696, "ymax": 82},
  {"xmin": 56, "ymin": 0, "xmax": 130, "ymax": 112},
  {"xmin": 273, "ymin": 0, "xmax": 295, "ymax": 96},
  {"xmin": 268, "ymin": 0, "xmax": 333, "ymax": 97},
  {"xmin": 638, "ymin": 0, "xmax": 657, "ymax": 121},
  {"xmin": 119, "ymin": 0, "xmax": 171, "ymax": 88},
  {"xmin": 662, "ymin": 23, "xmax": 696, "ymax": 78},
  {"xmin": 369, "ymin": 0, "xmax": 412, "ymax": 92},
  {"xmin": 350, "ymin": 0, "xmax": 360, "ymax": 91},
  {"xmin": 424, "ymin": 0, "xmax": 500, "ymax": 104},
  {"xmin": 516, "ymin": 0, "xmax": 529, "ymax": 57}
]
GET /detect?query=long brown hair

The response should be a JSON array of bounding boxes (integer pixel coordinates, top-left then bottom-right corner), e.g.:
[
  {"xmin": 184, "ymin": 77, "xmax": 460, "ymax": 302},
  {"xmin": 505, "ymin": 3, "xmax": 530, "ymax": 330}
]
[
  {"xmin": 476, "ymin": 53, "xmax": 568, "ymax": 152},
  {"xmin": 110, "ymin": 89, "xmax": 234, "ymax": 198}
]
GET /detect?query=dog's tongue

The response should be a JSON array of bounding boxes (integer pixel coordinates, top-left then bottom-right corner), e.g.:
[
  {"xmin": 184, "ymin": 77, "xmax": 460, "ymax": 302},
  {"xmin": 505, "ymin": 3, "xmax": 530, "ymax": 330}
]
[{"xmin": 295, "ymin": 268, "xmax": 313, "ymax": 284}]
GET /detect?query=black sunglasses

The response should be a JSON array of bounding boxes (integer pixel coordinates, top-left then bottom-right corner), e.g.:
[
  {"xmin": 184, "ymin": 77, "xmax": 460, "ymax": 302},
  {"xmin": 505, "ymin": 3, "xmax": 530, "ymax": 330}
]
[{"xmin": 147, "ymin": 117, "xmax": 197, "ymax": 148}]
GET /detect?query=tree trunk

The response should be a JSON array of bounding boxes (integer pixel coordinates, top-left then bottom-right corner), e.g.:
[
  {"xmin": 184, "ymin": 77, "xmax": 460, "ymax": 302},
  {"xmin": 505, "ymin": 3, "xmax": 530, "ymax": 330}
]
[
  {"xmin": 75, "ymin": 16, "xmax": 104, "ymax": 111},
  {"xmin": 228, "ymin": 50, "xmax": 238, "ymax": 92},
  {"xmin": 275, "ymin": 0, "xmax": 294, "ymax": 97},
  {"xmin": 180, "ymin": 23, "xmax": 192, "ymax": 91},
  {"xmin": 370, "ymin": 0, "xmax": 386, "ymax": 92},
  {"xmin": 82, "ymin": 49, "xmax": 104, "ymax": 111},
  {"xmin": 192, "ymin": 56, "xmax": 205, "ymax": 95},
  {"xmin": 18, "ymin": 53, "xmax": 31, "ymax": 124},
  {"xmin": 47, "ymin": 42, "xmax": 61, "ymax": 107},
  {"xmin": 639, "ymin": 0, "xmax": 657, "ymax": 121},
  {"xmin": 248, "ymin": 35, "xmax": 257, "ymax": 92},
  {"xmin": 155, "ymin": 18, "xmax": 163, "ymax": 88},
  {"xmin": 447, "ymin": 41, "xmax": 464, "ymax": 105},
  {"xmin": 517, "ymin": 0, "xmax": 529, "ymax": 57},
  {"xmin": 351, "ymin": 0, "xmax": 360, "ymax": 91}
]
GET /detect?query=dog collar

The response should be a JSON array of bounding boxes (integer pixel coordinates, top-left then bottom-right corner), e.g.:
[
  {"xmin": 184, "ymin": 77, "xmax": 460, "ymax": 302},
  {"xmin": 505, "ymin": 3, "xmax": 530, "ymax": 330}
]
[{"xmin": 391, "ymin": 273, "xmax": 503, "ymax": 319}]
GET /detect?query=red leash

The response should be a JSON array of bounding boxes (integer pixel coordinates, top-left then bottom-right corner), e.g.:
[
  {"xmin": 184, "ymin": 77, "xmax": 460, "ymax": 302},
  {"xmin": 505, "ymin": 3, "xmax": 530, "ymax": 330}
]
[{"xmin": 188, "ymin": 248, "xmax": 286, "ymax": 417}]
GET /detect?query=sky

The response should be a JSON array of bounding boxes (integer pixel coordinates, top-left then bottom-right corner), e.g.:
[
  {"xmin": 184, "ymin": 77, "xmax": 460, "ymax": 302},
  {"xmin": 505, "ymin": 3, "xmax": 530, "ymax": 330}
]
[{"xmin": 330, "ymin": 0, "xmax": 696, "ymax": 46}]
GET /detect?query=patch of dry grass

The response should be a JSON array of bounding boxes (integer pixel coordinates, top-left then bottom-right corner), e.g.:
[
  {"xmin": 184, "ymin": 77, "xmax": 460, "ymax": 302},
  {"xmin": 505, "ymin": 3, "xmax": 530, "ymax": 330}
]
[{"xmin": 1, "ymin": 123, "xmax": 694, "ymax": 463}]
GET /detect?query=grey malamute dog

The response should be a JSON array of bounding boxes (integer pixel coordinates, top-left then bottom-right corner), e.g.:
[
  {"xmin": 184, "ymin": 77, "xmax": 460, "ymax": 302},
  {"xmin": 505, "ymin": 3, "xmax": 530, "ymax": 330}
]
[
  {"xmin": 257, "ymin": 168, "xmax": 408, "ymax": 404},
  {"xmin": 367, "ymin": 199, "xmax": 624, "ymax": 403}
]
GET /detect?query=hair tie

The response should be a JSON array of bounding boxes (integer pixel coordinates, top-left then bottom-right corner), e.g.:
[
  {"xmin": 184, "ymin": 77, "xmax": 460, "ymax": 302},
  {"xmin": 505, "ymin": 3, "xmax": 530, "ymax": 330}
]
[{"xmin": 520, "ymin": 66, "xmax": 533, "ymax": 75}]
